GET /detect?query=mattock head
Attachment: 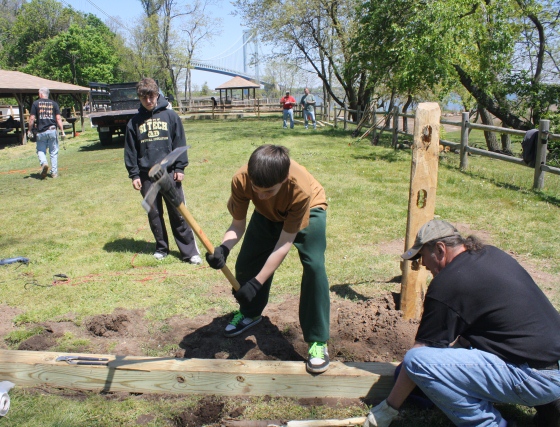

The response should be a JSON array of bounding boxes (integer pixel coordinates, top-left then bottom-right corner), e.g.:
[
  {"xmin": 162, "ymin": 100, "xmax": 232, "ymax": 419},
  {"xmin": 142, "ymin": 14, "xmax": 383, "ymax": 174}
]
[{"xmin": 141, "ymin": 146, "xmax": 189, "ymax": 213}]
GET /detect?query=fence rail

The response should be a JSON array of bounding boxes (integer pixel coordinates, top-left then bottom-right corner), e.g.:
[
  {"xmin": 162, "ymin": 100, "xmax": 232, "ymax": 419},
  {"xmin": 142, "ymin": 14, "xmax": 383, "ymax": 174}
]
[{"xmin": 333, "ymin": 106, "xmax": 559, "ymax": 190}]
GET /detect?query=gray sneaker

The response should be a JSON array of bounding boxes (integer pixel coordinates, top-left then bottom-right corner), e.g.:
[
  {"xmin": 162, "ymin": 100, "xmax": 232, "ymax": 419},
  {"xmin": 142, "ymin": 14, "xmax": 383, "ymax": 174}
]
[
  {"xmin": 224, "ymin": 311, "xmax": 262, "ymax": 337},
  {"xmin": 186, "ymin": 255, "xmax": 202, "ymax": 265},
  {"xmin": 307, "ymin": 342, "xmax": 330, "ymax": 373},
  {"xmin": 153, "ymin": 252, "xmax": 167, "ymax": 260}
]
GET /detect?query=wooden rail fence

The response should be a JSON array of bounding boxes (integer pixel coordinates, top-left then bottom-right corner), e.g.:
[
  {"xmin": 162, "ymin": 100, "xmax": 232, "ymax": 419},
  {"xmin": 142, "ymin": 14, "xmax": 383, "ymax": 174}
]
[{"xmin": 333, "ymin": 106, "xmax": 560, "ymax": 190}]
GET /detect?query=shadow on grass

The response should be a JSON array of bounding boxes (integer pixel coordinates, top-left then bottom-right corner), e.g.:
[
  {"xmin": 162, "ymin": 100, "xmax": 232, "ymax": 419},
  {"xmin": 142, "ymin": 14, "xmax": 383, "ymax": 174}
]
[
  {"xmin": 23, "ymin": 172, "xmax": 50, "ymax": 180},
  {"xmin": 103, "ymin": 238, "xmax": 153, "ymax": 254},
  {"xmin": 439, "ymin": 161, "xmax": 560, "ymax": 207},
  {"xmin": 330, "ymin": 280, "xmax": 402, "ymax": 305},
  {"xmin": 78, "ymin": 136, "xmax": 125, "ymax": 151},
  {"xmin": 178, "ymin": 313, "xmax": 304, "ymax": 362}
]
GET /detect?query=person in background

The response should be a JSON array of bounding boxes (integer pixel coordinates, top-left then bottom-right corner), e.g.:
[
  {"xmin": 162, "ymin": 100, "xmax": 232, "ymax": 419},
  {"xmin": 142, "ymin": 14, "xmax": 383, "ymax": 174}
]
[
  {"xmin": 363, "ymin": 219, "xmax": 560, "ymax": 427},
  {"xmin": 300, "ymin": 88, "xmax": 316, "ymax": 130},
  {"xmin": 280, "ymin": 91, "xmax": 296, "ymax": 129},
  {"xmin": 28, "ymin": 87, "xmax": 65, "ymax": 179},
  {"xmin": 124, "ymin": 78, "xmax": 201, "ymax": 265}
]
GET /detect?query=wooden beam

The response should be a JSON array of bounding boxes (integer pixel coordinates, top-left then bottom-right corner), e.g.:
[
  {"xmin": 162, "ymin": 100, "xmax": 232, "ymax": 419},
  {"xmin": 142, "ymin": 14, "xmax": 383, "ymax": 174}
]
[
  {"xmin": 400, "ymin": 102, "xmax": 441, "ymax": 320},
  {"xmin": 0, "ymin": 350, "xmax": 397, "ymax": 399}
]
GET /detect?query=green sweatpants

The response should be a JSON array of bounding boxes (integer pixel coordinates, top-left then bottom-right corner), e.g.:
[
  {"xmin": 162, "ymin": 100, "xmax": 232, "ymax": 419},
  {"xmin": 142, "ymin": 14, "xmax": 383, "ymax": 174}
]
[{"xmin": 235, "ymin": 208, "xmax": 330, "ymax": 343}]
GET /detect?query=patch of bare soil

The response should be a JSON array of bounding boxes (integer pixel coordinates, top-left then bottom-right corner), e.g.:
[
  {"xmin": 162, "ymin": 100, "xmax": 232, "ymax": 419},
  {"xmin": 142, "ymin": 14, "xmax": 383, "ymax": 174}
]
[
  {"xmin": 2, "ymin": 235, "xmax": 555, "ymax": 361},
  {"xmin": 1, "ymin": 293, "xmax": 416, "ymax": 364}
]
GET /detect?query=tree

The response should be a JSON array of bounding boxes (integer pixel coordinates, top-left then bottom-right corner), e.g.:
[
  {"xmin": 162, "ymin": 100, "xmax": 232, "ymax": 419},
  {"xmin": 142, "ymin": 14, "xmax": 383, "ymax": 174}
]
[
  {"xmin": 179, "ymin": 0, "xmax": 221, "ymax": 106},
  {"xmin": 22, "ymin": 23, "xmax": 120, "ymax": 86},
  {"xmin": 200, "ymin": 81, "xmax": 210, "ymax": 95},
  {"xmin": 233, "ymin": 0, "xmax": 373, "ymax": 116},
  {"xmin": 2, "ymin": 0, "xmax": 77, "ymax": 69},
  {"xmin": 133, "ymin": 0, "xmax": 220, "ymax": 102},
  {"xmin": 354, "ymin": 0, "xmax": 560, "ymax": 151}
]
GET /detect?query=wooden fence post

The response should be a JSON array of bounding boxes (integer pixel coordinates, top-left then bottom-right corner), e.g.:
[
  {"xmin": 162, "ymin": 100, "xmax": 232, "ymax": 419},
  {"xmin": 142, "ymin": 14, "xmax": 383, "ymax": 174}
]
[
  {"xmin": 533, "ymin": 119, "xmax": 550, "ymax": 190},
  {"xmin": 372, "ymin": 110, "xmax": 377, "ymax": 142},
  {"xmin": 400, "ymin": 102, "xmax": 441, "ymax": 320},
  {"xmin": 334, "ymin": 106, "xmax": 338, "ymax": 128},
  {"xmin": 344, "ymin": 105, "xmax": 348, "ymax": 130},
  {"xmin": 392, "ymin": 106, "xmax": 400, "ymax": 148},
  {"xmin": 460, "ymin": 112, "xmax": 470, "ymax": 171}
]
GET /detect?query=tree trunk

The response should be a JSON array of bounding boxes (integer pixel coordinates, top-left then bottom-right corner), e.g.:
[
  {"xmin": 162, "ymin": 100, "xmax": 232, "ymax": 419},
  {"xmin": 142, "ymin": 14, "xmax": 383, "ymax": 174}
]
[
  {"xmin": 500, "ymin": 124, "xmax": 512, "ymax": 155},
  {"xmin": 478, "ymin": 105, "xmax": 500, "ymax": 151},
  {"xmin": 454, "ymin": 64, "xmax": 532, "ymax": 130},
  {"xmin": 402, "ymin": 94, "xmax": 413, "ymax": 133}
]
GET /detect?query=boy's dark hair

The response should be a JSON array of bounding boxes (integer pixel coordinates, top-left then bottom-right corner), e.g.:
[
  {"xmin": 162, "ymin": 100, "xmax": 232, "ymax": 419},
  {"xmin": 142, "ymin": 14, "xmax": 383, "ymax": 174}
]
[
  {"xmin": 137, "ymin": 78, "xmax": 159, "ymax": 97},
  {"xmin": 248, "ymin": 145, "xmax": 290, "ymax": 188}
]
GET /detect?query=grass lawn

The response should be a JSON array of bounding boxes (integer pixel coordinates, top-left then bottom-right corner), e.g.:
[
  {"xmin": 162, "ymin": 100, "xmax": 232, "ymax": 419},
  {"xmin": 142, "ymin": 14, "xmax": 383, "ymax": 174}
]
[{"xmin": 0, "ymin": 115, "xmax": 558, "ymax": 426}]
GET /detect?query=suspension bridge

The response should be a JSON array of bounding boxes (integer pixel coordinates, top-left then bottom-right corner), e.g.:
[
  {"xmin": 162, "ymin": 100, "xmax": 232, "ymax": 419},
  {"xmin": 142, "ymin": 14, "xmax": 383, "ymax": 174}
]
[{"xmin": 190, "ymin": 32, "xmax": 271, "ymax": 86}]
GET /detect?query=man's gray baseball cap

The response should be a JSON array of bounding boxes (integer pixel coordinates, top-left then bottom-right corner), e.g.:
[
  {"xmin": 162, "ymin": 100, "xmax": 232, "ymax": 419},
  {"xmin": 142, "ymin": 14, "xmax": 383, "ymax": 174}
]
[{"xmin": 401, "ymin": 220, "xmax": 460, "ymax": 260}]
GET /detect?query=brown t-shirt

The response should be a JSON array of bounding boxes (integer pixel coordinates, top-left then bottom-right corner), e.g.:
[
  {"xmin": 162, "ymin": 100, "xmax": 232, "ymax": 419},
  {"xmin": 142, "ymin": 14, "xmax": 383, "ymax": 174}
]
[{"xmin": 227, "ymin": 160, "xmax": 327, "ymax": 233}]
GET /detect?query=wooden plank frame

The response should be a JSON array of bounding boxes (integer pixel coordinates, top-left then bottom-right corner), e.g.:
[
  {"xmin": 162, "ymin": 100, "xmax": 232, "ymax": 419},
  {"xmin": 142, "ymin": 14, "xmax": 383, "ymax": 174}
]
[{"xmin": 0, "ymin": 350, "xmax": 397, "ymax": 399}]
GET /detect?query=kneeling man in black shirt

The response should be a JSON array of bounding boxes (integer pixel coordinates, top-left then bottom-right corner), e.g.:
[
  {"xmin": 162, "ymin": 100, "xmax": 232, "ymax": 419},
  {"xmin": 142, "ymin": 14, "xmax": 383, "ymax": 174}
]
[{"xmin": 364, "ymin": 220, "xmax": 560, "ymax": 427}]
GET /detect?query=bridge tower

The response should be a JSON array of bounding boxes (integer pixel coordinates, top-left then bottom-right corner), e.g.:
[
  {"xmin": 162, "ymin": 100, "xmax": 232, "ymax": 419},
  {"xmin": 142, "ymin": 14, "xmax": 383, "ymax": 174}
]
[{"xmin": 243, "ymin": 30, "xmax": 260, "ymax": 84}]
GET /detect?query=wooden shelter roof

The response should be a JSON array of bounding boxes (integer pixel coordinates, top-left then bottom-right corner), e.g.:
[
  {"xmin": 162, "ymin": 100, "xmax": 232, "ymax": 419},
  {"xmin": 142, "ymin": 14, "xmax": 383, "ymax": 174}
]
[
  {"xmin": 215, "ymin": 76, "xmax": 260, "ymax": 90},
  {"xmin": 0, "ymin": 70, "xmax": 90, "ymax": 97}
]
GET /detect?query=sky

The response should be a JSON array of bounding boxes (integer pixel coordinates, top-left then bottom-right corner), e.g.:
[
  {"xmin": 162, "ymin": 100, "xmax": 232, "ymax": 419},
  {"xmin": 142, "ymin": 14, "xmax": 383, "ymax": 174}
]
[{"xmin": 64, "ymin": 0, "xmax": 251, "ymax": 89}]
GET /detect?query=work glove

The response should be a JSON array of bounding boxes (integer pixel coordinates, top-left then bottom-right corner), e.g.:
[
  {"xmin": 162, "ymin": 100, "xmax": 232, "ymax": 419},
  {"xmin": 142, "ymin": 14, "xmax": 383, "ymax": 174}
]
[
  {"xmin": 234, "ymin": 278, "xmax": 262, "ymax": 305},
  {"xmin": 27, "ymin": 130, "xmax": 33, "ymax": 139},
  {"xmin": 363, "ymin": 400, "xmax": 399, "ymax": 427},
  {"xmin": 205, "ymin": 244, "xmax": 230, "ymax": 269},
  {"xmin": 60, "ymin": 132, "xmax": 66, "ymax": 139}
]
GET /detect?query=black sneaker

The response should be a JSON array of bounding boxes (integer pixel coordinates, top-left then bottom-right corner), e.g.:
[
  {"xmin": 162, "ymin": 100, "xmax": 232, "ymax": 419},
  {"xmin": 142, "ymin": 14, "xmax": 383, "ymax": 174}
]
[
  {"xmin": 306, "ymin": 342, "xmax": 329, "ymax": 373},
  {"xmin": 41, "ymin": 163, "xmax": 49, "ymax": 179},
  {"xmin": 224, "ymin": 311, "xmax": 262, "ymax": 337}
]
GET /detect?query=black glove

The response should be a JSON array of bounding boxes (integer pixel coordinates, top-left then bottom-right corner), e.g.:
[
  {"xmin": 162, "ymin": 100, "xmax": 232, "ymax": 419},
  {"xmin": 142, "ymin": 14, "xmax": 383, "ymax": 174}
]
[
  {"xmin": 234, "ymin": 277, "xmax": 262, "ymax": 305},
  {"xmin": 205, "ymin": 244, "xmax": 230, "ymax": 269}
]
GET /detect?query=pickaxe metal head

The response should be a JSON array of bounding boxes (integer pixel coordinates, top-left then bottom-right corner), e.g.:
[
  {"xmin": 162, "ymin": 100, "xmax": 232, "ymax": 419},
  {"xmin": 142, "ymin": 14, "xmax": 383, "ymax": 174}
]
[
  {"xmin": 56, "ymin": 356, "xmax": 109, "ymax": 365},
  {"xmin": 141, "ymin": 146, "xmax": 189, "ymax": 214}
]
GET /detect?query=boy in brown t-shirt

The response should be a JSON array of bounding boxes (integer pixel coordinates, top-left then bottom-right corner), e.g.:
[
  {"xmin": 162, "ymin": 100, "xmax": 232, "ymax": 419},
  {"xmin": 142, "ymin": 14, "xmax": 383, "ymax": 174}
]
[{"xmin": 205, "ymin": 144, "xmax": 330, "ymax": 373}]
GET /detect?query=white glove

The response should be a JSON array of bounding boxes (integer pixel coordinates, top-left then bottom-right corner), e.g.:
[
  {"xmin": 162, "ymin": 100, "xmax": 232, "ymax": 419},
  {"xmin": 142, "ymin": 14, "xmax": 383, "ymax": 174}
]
[
  {"xmin": 60, "ymin": 132, "xmax": 66, "ymax": 139},
  {"xmin": 27, "ymin": 131, "xmax": 33, "ymax": 139},
  {"xmin": 363, "ymin": 400, "xmax": 399, "ymax": 427}
]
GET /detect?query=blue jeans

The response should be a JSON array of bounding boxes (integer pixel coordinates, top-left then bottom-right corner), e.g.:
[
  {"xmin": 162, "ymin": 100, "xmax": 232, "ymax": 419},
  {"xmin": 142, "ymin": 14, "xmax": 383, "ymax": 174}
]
[
  {"xmin": 36, "ymin": 129, "xmax": 58, "ymax": 175},
  {"xmin": 304, "ymin": 110, "xmax": 316, "ymax": 129},
  {"xmin": 404, "ymin": 347, "xmax": 560, "ymax": 426},
  {"xmin": 283, "ymin": 109, "xmax": 294, "ymax": 128}
]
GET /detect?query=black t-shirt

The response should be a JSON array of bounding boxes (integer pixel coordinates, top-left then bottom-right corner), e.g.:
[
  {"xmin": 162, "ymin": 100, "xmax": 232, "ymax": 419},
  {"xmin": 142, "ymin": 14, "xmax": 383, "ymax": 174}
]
[
  {"xmin": 416, "ymin": 245, "xmax": 560, "ymax": 367},
  {"xmin": 30, "ymin": 99, "xmax": 60, "ymax": 133}
]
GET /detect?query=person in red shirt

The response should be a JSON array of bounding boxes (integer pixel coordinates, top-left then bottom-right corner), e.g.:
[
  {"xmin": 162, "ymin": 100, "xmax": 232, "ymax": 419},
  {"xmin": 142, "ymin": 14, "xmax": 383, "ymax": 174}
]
[{"xmin": 280, "ymin": 90, "xmax": 296, "ymax": 129}]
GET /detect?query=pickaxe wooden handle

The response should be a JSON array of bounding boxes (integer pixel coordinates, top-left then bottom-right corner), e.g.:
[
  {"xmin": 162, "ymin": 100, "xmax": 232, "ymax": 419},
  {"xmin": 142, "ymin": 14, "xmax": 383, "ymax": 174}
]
[
  {"xmin": 141, "ymin": 147, "xmax": 240, "ymax": 291},
  {"xmin": 175, "ymin": 202, "xmax": 240, "ymax": 291}
]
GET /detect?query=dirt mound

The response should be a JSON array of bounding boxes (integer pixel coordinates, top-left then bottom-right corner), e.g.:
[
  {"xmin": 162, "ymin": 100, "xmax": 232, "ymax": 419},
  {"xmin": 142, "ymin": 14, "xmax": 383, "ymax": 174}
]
[
  {"xmin": 173, "ymin": 396, "xmax": 226, "ymax": 427},
  {"xmin": 85, "ymin": 313, "xmax": 130, "ymax": 337}
]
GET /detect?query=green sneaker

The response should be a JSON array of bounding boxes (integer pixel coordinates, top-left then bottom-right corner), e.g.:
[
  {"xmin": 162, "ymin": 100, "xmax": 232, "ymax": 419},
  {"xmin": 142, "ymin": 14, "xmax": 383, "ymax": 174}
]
[
  {"xmin": 307, "ymin": 341, "xmax": 329, "ymax": 373},
  {"xmin": 224, "ymin": 310, "xmax": 262, "ymax": 337}
]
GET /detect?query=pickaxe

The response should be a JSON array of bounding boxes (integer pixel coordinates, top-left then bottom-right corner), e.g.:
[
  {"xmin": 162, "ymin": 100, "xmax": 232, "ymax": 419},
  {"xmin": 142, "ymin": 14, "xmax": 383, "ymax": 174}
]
[{"xmin": 141, "ymin": 146, "xmax": 240, "ymax": 291}]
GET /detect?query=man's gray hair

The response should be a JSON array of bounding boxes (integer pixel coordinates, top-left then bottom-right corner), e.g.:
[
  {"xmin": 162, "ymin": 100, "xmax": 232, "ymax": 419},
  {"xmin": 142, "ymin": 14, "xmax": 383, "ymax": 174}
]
[
  {"xmin": 424, "ymin": 234, "xmax": 485, "ymax": 253},
  {"xmin": 39, "ymin": 87, "xmax": 50, "ymax": 98}
]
